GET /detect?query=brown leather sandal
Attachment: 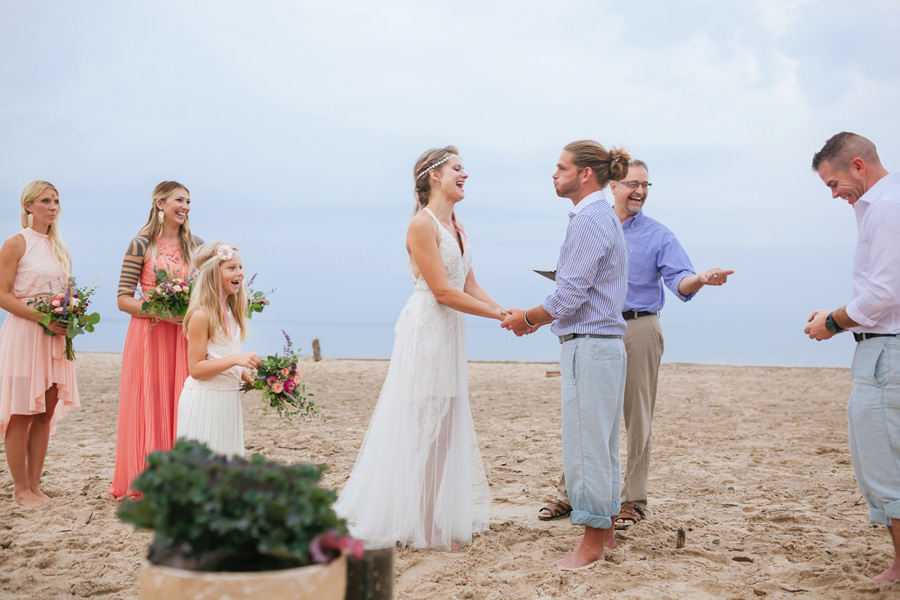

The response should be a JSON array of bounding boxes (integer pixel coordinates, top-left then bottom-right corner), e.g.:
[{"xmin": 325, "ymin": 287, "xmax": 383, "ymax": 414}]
[
  {"xmin": 614, "ymin": 502, "xmax": 645, "ymax": 530},
  {"xmin": 537, "ymin": 499, "xmax": 572, "ymax": 521}
]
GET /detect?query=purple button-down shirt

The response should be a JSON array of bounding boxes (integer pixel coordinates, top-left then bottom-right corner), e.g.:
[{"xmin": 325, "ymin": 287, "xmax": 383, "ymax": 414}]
[{"xmin": 621, "ymin": 210, "xmax": 696, "ymax": 313}]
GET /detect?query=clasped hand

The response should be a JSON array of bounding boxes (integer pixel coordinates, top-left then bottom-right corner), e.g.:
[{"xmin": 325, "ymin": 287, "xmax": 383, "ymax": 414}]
[{"xmin": 501, "ymin": 308, "xmax": 539, "ymax": 337}]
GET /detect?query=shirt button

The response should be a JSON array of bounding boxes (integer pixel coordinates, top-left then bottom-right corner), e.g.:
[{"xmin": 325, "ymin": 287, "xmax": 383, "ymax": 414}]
[{"xmin": 606, "ymin": 360, "xmax": 611, "ymax": 365}]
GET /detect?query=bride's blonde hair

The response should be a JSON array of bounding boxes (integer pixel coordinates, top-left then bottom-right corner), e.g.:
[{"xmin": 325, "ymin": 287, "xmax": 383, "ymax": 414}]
[{"xmin": 183, "ymin": 241, "xmax": 249, "ymax": 343}]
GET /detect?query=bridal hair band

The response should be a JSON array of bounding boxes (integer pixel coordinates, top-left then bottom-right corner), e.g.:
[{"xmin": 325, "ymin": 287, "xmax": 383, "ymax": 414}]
[{"xmin": 416, "ymin": 155, "xmax": 457, "ymax": 180}]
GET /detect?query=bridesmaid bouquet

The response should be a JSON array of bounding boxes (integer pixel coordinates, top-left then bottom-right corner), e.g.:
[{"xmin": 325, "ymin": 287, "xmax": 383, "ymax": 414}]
[
  {"xmin": 28, "ymin": 276, "xmax": 101, "ymax": 360},
  {"xmin": 240, "ymin": 330, "xmax": 315, "ymax": 420},
  {"xmin": 141, "ymin": 267, "xmax": 194, "ymax": 329},
  {"xmin": 246, "ymin": 273, "xmax": 273, "ymax": 319}
]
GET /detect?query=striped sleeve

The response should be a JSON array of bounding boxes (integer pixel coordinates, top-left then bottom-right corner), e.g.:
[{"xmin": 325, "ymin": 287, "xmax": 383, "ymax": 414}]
[{"xmin": 117, "ymin": 235, "xmax": 149, "ymax": 298}]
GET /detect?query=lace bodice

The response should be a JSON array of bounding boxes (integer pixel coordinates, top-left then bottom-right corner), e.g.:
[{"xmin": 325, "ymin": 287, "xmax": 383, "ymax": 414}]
[
  {"xmin": 182, "ymin": 310, "xmax": 242, "ymax": 392},
  {"xmin": 140, "ymin": 238, "xmax": 188, "ymax": 291},
  {"xmin": 413, "ymin": 209, "xmax": 472, "ymax": 294},
  {"xmin": 12, "ymin": 228, "xmax": 68, "ymax": 299}
]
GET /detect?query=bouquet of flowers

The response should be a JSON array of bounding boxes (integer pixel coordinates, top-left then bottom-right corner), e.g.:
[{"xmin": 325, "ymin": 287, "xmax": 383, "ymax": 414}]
[
  {"xmin": 140, "ymin": 267, "xmax": 194, "ymax": 329},
  {"xmin": 246, "ymin": 273, "xmax": 273, "ymax": 319},
  {"xmin": 28, "ymin": 276, "xmax": 101, "ymax": 360},
  {"xmin": 240, "ymin": 330, "xmax": 315, "ymax": 420}
]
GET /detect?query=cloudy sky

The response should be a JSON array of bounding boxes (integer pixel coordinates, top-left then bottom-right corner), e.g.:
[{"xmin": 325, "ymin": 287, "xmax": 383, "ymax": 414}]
[{"xmin": 1, "ymin": 0, "xmax": 897, "ymax": 366}]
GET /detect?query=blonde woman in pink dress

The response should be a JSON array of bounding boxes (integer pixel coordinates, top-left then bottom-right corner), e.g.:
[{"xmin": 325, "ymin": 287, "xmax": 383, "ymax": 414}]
[
  {"xmin": 108, "ymin": 181, "xmax": 200, "ymax": 499},
  {"xmin": 0, "ymin": 181, "xmax": 80, "ymax": 506}
]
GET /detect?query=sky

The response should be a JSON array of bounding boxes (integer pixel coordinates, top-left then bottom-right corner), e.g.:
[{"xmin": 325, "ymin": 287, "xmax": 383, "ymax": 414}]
[{"xmin": 1, "ymin": 0, "xmax": 898, "ymax": 367}]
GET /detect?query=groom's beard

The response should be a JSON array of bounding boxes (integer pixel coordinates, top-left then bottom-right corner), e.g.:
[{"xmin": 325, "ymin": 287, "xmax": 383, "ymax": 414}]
[{"xmin": 554, "ymin": 179, "xmax": 579, "ymax": 198}]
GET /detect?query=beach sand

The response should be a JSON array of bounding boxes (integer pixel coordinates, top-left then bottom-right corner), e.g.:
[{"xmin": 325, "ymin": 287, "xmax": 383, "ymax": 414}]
[{"xmin": 1, "ymin": 353, "xmax": 897, "ymax": 599}]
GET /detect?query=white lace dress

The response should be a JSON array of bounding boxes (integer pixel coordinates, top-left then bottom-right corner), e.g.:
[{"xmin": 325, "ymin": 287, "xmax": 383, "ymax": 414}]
[
  {"xmin": 175, "ymin": 310, "xmax": 244, "ymax": 457},
  {"xmin": 334, "ymin": 208, "xmax": 491, "ymax": 551}
]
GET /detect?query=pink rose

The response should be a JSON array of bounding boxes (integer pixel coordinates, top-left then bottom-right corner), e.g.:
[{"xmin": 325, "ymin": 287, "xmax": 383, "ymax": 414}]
[
  {"xmin": 54, "ymin": 307, "xmax": 64, "ymax": 313},
  {"xmin": 51, "ymin": 299, "xmax": 61, "ymax": 307},
  {"xmin": 292, "ymin": 372, "xmax": 302, "ymax": 383},
  {"xmin": 173, "ymin": 285, "xmax": 183, "ymax": 292},
  {"xmin": 281, "ymin": 367, "xmax": 290, "ymax": 377},
  {"xmin": 284, "ymin": 380, "xmax": 296, "ymax": 393},
  {"xmin": 271, "ymin": 382, "xmax": 284, "ymax": 394}
]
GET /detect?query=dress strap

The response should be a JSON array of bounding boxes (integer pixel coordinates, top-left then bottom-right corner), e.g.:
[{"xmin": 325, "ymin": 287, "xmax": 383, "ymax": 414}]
[{"xmin": 422, "ymin": 207, "xmax": 442, "ymax": 228}]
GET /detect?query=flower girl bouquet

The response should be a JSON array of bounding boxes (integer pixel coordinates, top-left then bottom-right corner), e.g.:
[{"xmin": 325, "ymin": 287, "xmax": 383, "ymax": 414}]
[
  {"xmin": 240, "ymin": 330, "xmax": 315, "ymax": 420},
  {"xmin": 141, "ymin": 267, "xmax": 194, "ymax": 328},
  {"xmin": 246, "ymin": 273, "xmax": 273, "ymax": 319},
  {"xmin": 28, "ymin": 276, "xmax": 101, "ymax": 360}
]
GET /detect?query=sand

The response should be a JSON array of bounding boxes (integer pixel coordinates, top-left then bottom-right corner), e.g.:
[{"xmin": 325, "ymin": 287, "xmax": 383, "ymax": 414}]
[{"xmin": 1, "ymin": 353, "xmax": 898, "ymax": 599}]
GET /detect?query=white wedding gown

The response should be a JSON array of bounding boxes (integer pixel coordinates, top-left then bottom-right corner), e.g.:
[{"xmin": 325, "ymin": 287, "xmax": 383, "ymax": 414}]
[{"xmin": 334, "ymin": 208, "xmax": 491, "ymax": 550}]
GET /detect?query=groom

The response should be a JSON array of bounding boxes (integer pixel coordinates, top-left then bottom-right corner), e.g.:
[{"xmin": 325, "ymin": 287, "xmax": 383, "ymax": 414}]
[{"xmin": 502, "ymin": 140, "xmax": 629, "ymax": 569}]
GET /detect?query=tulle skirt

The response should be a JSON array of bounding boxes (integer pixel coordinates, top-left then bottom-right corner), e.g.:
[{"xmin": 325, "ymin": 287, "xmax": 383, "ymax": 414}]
[
  {"xmin": 108, "ymin": 317, "xmax": 189, "ymax": 499},
  {"xmin": 176, "ymin": 387, "xmax": 244, "ymax": 457},
  {"xmin": 0, "ymin": 314, "xmax": 79, "ymax": 436},
  {"xmin": 334, "ymin": 291, "xmax": 491, "ymax": 550}
]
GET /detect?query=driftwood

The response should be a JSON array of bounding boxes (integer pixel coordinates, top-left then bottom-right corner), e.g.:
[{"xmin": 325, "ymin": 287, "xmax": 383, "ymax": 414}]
[{"xmin": 312, "ymin": 338, "xmax": 322, "ymax": 362}]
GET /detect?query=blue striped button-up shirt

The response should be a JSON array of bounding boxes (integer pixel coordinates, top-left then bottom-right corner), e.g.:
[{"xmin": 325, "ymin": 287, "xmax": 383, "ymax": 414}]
[{"xmin": 542, "ymin": 191, "xmax": 628, "ymax": 336}]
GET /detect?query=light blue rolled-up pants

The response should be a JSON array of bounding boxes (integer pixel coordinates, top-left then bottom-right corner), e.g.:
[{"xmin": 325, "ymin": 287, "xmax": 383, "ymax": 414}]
[
  {"xmin": 560, "ymin": 336, "xmax": 627, "ymax": 530},
  {"xmin": 848, "ymin": 335, "xmax": 900, "ymax": 526}
]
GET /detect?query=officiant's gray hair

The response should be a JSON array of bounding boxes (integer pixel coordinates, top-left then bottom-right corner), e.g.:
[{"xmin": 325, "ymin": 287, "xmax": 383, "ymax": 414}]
[{"xmin": 413, "ymin": 145, "xmax": 459, "ymax": 214}]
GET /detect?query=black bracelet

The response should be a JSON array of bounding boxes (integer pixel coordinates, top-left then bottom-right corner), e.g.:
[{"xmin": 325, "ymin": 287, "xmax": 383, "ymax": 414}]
[{"xmin": 523, "ymin": 309, "xmax": 536, "ymax": 327}]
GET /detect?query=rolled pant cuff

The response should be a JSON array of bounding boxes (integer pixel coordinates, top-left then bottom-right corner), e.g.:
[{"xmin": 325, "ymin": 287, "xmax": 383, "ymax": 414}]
[
  {"xmin": 570, "ymin": 509, "xmax": 612, "ymax": 530},
  {"xmin": 869, "ymin": 506, "xmax": 890, "ymax": 526},
  {"xmin": 883, "ymin": 498, "xmax": 900, "ymax": 523}
]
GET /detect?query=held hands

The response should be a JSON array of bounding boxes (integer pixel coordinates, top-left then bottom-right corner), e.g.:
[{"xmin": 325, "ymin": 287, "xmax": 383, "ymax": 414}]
[
  {"xmin": 501, "ymin": 308, "xmax": 539, "ymax": 337},
  {"xmin": 698, "ymin": 268, "xmax": 734, "ymax": 286},
  {"xmin": 804, "ymin": 310, "xmax": 835, "ymax": 341}
]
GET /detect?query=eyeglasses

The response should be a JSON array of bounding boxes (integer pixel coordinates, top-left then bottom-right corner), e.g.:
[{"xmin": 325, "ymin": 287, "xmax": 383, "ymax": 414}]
[{"xmin": 617, "ymin": 181, "xmax": 652, "ymax": 190}]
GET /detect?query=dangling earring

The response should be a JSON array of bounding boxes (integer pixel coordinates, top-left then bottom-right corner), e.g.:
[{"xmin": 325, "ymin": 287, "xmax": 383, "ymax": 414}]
[
  {"xmin": 26, "ymin": 212, "xmax": 33, "ymax": 227},
  {"xmin": 435, "ymin": 180, "xmax": 441, "ymax": 189},
  {"xmin": 157, "ymin": 210, "xmax": 165, "ymax": 225}
]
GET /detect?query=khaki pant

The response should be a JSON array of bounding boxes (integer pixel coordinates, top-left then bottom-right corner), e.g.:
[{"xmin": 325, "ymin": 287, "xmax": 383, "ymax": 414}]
[{"xmin": 556, "ymin": 315, "xmax": 664, "ymax": 509}]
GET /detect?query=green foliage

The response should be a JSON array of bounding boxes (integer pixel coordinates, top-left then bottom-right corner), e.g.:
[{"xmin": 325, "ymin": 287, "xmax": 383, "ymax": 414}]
[{"xmin": 118, "ymin": 440, "xmax": 346, "ymax": 572}]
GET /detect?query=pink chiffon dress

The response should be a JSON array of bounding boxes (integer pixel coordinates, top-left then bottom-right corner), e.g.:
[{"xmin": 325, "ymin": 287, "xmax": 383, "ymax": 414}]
[
  {"xmin": 0, "ymin": 228, "xmax": 80, "ymax": 436},
  {"xmin": 108, "ymin": 238, "xmax": 190, "ymax": 499}
]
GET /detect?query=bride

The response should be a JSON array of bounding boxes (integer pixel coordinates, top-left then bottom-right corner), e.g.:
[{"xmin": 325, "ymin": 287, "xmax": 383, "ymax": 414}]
[{"xmin": 334, "ymin": 146, "xmax": 505, "ymax": 550}]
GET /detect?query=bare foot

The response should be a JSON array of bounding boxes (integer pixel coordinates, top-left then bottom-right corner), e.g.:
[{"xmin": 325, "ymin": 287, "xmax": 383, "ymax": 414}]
[
  {"xmin": 873, "ymin": 565, "xmax": 900, "ymax": 582},
  {"xmin": 564, "ymin": 529, "xmax": 616, "ymax": 549},
  {"xmin": 32, "ymin": 488, "xmax": 51, "ymax": 501},
  {"xmin": 12, "ymin": 489, "xmax": 44, "ymax": 507},
  {"xmin": 555, "ymin": 546, "xmax": 603, "ymax": 570}
]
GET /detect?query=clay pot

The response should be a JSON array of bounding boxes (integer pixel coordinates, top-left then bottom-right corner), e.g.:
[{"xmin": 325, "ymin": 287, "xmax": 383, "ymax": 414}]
[{"xmin": 139, "ymin": 554, "xmax": 347, "ymax": 600}]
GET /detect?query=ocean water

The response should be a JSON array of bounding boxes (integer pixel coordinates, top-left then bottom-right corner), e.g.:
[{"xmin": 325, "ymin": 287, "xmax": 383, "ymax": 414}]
[{"xmin": 57, "ymin": 312, "xmax": 855, "ymax": 369}]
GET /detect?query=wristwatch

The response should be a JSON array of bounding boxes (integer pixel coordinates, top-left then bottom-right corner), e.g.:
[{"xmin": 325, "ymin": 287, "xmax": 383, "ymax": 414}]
[{"xmin": 825, "ymin": 312, "xmax": 844, "ymax": 333}]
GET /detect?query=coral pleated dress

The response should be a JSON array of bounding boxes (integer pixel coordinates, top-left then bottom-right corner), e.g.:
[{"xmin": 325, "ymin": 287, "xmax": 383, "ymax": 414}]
[
  {"xmin": 0, "ymin": 228, "xmax": 80, "ymax": 436},
  {"xmin": 108, "ymin": 239, "xmax": 190, "ymax": 499}
]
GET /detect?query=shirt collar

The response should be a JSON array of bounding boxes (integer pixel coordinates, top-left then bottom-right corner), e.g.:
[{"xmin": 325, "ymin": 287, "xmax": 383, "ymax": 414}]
[
  {"xmin": 622, "ymin": 209, "xmax": 645, "ymax": 228},
  {"xmin": 568, "ymin": 190, "xmax": 605, "ymax": 217},
  {"xmin": 855, "ymin": 172, "xmax": 896, "ymax": 208}
]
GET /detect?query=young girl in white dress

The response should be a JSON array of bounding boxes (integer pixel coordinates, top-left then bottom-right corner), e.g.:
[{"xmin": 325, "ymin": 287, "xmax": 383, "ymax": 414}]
[{"xmin": 176, "ymin": 242, "xmax": 261, "ymax": 457}]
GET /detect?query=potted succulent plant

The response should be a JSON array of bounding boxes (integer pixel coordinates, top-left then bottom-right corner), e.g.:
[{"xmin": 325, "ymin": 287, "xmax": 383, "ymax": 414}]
[{"xmin": 118, "ymin": 439, "xmax": 363, "ymax": 600}]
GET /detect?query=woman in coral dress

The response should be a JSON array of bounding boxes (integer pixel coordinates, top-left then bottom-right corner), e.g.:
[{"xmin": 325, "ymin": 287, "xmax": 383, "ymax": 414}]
[
  {"xmin": 108, "ymin": 181, "xmax": 200, "ymax": 499},
  {"xmin": 0, "ymin": 181, "xmax": 80, "ymax": 506}
]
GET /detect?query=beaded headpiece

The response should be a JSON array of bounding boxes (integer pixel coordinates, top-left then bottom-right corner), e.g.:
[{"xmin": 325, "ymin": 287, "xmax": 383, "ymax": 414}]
[{"xmin": 416, "ymin": 154, "xmax": 457, "ymax": 180}]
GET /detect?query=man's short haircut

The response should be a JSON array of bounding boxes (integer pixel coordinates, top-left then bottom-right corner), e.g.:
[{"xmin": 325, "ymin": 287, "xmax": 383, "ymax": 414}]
[
  {"xmin": 812, "ymin": 132, "xmax": 881, "ymax": 172},
  {"xmin": 628, "ymin": 159, "xmax": 648, "ymax": 176}
]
